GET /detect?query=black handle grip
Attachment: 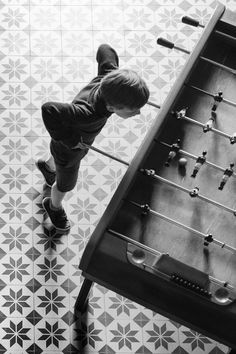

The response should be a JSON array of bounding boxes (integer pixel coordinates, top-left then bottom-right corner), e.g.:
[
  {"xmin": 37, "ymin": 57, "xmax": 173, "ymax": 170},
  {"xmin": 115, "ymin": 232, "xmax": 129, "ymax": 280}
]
[
  {"xmin": 157, "ymin": 37, "xmax": 174, "ymax": 49},
  {"xmin": 182, "ymin": 16, "xmax": 200, "ymax": 27}
]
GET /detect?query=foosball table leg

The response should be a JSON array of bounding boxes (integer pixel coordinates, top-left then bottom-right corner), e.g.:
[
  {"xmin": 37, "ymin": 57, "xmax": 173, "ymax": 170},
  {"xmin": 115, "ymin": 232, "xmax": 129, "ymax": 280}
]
[{"xmin": 74, "ymin": 278, "xmax": 93, "ymax": 315}]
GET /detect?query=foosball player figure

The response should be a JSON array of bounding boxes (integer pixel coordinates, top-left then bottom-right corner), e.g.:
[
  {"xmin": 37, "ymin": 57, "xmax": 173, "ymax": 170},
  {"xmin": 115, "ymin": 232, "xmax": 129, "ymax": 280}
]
[
  {"xmin": 203, "ymin": 111, "xmax": 216, "ymax": 132},
  {"xmin": 218, "ymin": 163, "xmax": 234, "ymax": 190},
  {"xmin": 189, "ymin": 187, "xmax": 199, "ymax": 197},
  {"xmin": 212, "ymin": 91, "xmax": 223, "ymax": 111},
  {"xmin": 191, "ymin": 151, "xmax": 207, "ymax": 178},
  {"xmin": 230, "ymin": 133, "xmax": 236, "ymax": 144},
  {"xmin": 165, "ymin": 139, "xmax": 181, "ymax": 167}
]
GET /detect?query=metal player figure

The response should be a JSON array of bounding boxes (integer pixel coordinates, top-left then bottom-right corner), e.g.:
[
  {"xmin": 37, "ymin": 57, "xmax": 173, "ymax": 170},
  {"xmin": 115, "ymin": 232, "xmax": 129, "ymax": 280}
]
[
  {"xmin": 189, "ymin": 186, "xmax": 199, "ymax": 197},
  {"xmin": 230, "ymin": 133, "xmax": 236, "ymax": 144},
  {"xmin": 174, "ymin": 107, "xmax": 187, "ymax": 120},
  {"xmin": 203, "ymin": 111, "xmax": 216, "ymax": 132},
  {"xmin": 191, "ymin": 151, "xmax": 207, "ymax": 177},
  {"xmin": 165, "ymin": 139, "xmax": 181, "ymax": 167},
  {"xmin": 212, "ymin": 91, "xmax": 223, "ymax": 111},
  {"xmin": 218, "ymin": 163, "xmax": 234, "ymax": 190}
]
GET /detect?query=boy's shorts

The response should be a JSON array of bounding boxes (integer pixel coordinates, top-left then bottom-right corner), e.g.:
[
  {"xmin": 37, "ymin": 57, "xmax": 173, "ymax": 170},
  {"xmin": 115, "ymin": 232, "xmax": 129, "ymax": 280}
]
[{"xmin": 50, "ymin": 139, "xmax": 89, "ymax": 192}]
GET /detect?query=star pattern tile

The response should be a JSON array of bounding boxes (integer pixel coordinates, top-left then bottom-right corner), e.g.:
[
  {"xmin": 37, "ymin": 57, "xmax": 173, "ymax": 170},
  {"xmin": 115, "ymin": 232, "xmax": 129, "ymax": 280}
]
[{"xmin": 0, "ymin": 0, "xmax": 234, "ymax": 353}]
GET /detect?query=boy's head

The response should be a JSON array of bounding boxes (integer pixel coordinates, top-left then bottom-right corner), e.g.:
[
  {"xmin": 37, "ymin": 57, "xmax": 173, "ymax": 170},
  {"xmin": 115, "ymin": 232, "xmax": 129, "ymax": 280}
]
[{"xmin": 99, "ymin": 69, "xmax": 150, "ymax": 119}]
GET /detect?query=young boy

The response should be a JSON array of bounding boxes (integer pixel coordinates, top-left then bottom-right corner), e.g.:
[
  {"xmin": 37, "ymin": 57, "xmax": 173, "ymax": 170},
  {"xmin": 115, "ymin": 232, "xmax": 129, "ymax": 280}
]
[{"xmin": 36, "ymin": 44, "xmax": 150, "ymax": 231}]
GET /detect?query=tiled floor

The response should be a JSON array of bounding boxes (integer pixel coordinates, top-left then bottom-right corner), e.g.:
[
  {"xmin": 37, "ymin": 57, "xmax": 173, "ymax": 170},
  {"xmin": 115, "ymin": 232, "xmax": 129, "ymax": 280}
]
[{"xmin": 0, "ymin": 0, "xmax": 235, "ymax": 353}]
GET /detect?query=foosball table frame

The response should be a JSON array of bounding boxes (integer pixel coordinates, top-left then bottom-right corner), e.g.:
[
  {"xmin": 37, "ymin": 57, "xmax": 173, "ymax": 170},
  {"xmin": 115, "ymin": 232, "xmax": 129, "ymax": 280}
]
[{"xmin": 76, "ymin": 3, "xmax": 236, "ymax": 353}]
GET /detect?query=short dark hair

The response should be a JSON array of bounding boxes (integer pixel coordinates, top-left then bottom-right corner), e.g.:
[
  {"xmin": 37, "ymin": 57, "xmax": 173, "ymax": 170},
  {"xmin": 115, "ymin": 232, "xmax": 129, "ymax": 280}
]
[{"xmin": 99, "ymin": 69, "xmax": 150, "ymax": 109}]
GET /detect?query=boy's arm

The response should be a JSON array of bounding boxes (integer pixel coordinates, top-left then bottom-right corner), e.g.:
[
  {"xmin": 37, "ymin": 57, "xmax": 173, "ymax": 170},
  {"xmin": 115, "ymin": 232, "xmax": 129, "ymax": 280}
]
[{"xmin": 96, "ymin": 44, "xmax": 119, "ymax": 76}]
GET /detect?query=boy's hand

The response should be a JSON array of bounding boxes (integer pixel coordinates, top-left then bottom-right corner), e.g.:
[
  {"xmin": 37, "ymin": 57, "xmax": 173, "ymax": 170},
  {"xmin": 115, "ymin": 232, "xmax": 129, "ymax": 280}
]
[
  {"xmin": 71, "ymin": 138, "xmax": 88, "ymax": 150},
  {"xmin": 71, "ymin": 142, "xmax": 87, "ymax": 150}
]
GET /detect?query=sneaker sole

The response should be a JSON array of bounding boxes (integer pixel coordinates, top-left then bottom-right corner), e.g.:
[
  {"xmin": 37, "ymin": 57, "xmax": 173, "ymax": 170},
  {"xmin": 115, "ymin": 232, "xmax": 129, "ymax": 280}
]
[
  {"xmin": 42, "ymin": 199, "xmax": 71, "ymax": 232},
  {"xmin": 35, "ymin": 161, "xmax": 55, "ymax": 188}
]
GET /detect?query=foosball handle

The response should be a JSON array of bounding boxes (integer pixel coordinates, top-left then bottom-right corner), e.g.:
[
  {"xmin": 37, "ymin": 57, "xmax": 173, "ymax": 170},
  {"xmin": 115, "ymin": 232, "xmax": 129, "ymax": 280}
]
[
  {"xmin": 182, "ymin": 16, "xmax": 200, "ymax": 27},
  {"xmin": 157, "ymin": 37, "xmax": 174, "ymax": 49},
  {"xmin": 157, "ymin": 37, "xmax": 190, "ymax": 54},
  {"xmin": 182, "ymin": 16, "xmax": 204, "ymax": 28}
]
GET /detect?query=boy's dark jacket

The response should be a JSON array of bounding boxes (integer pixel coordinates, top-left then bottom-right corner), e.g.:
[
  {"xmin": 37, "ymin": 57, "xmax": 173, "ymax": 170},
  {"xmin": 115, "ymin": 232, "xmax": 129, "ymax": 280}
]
[{"xmin": 42, "ymin": 44, "xmax": 119, "ymax": 148}]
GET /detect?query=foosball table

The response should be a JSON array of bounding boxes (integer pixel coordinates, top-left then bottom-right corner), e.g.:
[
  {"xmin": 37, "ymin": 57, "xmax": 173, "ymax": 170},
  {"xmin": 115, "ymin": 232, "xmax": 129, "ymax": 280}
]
[{"xmin": 76, "ymin": 3, "xmax": 236, "ymax": 352}]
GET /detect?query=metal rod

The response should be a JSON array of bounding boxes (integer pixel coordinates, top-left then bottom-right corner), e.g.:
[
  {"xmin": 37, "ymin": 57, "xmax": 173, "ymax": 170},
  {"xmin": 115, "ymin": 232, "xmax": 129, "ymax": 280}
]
[
  {"xmin": 174, "ymin": 44, "xmax": 190, "ymax": 54},
  {"xmin": 200, "ymin": 56, "xmax": 236, "ymax": 75},
  {"xmin": 215, "ymin": 30, "xmax": 236, "ymax": 42},
  {"xmin": 82, "ymin": 99, "xmax": 162, "ymax": 164},
  {"xmin": 182, "ymin": 17, "xmax": 236, "ymax": 42},
  {"xmin": 128, "ymin": 200, "xmax": 236, "ymax": 253},
  {"xmin": 161, "ymin": 41, "xmax": 236, "ymax": 75},
  {"xmin": 107, "ymin": 228, "xmax": 163, "ymax": 256},
  {"xmin": 83, "ymin": 143, "xmax": 129, "ymax": 166},
  {"xmin": 179, "ymin": 113, "xmax": 232, "ymax": 140},
  {"xmin": 146, "ymin": 171, "xmax": 236, "ymax": 216},
  {"xmin": 158, "ymin": 140, "xmax": 236, "ymax": 179},
  {"xmin": 186, "ymin": 84, "xmax": 236, "ymax": 108},
  {"xmin": 147, "ymin": 101, "xmax": 161, "ymax": 109}
]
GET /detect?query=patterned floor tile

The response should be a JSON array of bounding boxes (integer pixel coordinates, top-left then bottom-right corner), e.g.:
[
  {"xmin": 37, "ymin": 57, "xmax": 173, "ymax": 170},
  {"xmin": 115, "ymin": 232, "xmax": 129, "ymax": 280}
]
[
  {"xmin": 0, "ymin": 164, "xmax": 33, "ymax": 193},
  {"xmin": 106, "ymin": 319, "xmax": 142, "ymax": 353},
  {"xmin": 0, "ymin": 285, "xmax": 33, "ymax": 317},
  {"xmin": 179, "ymin": 325, "xmax": 218, "ymax": 353},
  {"xmin": 0, "ymin": 30, "xmax": 30, "ymax": 56},
  {"xmin": 0, "ymin": 317, "xmax": 34, "ymax": 351},
  {"xmin": 0, "ymin": 223, "xmax": 33, "ymax": 253},
  {"xmin": 124, "ymin": 5, "xmax": 156, "ymax": 31},
  {"xmin": 34, "ymin": 318, "xmax": 70, "ymax": 351},
  {"xmin": 35, "ymin": 285, "xmax": 69, "ymax": 318},
  {"xmin": 33, "ymin": 254, "xmax": 68, "ymax": 286},
  {"xmin": 30, "ymin": 30, "xmax": 62, "ymax": 57},
  {"xmin": 92, "ymin": 5, "xmax": 124, "ymax": 31},
  {"xmin": 29, "ymin": 5, "xmax": 61, "ymax": 31},
  {"xmin": 104, "ymin": 292, "xmax": 139, "ymax": 320},
  {"xmin": 0, "ymin": 193, "xmax": 32, "ymax": 223},
  {"xmin": 142, "ymin": 320, "xmax": 179, "ymax": 353},
  {"xmin": 72, "ymin": 317, "xmax": 106, "ymax": 352},
  {"xmin": 31, "ymin": 82, "xmax": 64, "ymax": 107},
  {"xmin": 0, "ymin": 55, "xmax": 30, "ymax": 83},
  {"xmin": 0, "ymin": 5, "xmax": 30, "ymax": 30},
  {"xmin": 30, "ymin": 56, "xmax": 63, "ymax": 83},
  {"xmin": 61, "ymin": 31, "xmax": 94, "ymax": 57},
  {"xmin": 61, "ymin": 5, "xmax": 93, "ymax": 31}
]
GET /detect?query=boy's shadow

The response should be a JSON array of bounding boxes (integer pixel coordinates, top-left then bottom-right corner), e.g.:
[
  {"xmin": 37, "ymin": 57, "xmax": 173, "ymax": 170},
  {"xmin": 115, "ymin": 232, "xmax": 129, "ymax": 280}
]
[
  {"xmin": 39, "ymin": 184, "xmax": 86, "ymax": 352},
  {"xmin": 73, "ymin": 306, "xmax": 89, "ymax": 354}
]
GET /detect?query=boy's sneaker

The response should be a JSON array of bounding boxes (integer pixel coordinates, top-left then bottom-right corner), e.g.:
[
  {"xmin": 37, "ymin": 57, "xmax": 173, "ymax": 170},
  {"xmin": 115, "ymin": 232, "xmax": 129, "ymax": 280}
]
[
  {"xmin": 42, "ymin": 197, "xmax": 70, "ymax": 232},
  {"xmin": 35, "ymin": 160, "xmax": 56, "ymax": 187}
]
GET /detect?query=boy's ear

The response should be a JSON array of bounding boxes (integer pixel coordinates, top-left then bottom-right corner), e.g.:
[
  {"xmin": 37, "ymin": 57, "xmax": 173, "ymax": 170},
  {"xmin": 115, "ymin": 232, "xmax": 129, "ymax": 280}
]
[{"xmin": 106, "ymin": 105, "xmax": 115, "ymax": 112}]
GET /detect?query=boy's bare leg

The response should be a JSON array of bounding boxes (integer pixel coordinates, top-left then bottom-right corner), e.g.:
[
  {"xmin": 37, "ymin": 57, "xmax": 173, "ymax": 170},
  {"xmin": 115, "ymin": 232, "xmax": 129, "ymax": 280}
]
[
  {"xmin": 45, "ymin": 155, "xmax": 56, "ymax": 171},
  {"xmin": 42, "ymin": 182, "xmax": 70, "ymax": 231},
  {"xmin": 51, "ymin": 182, "xmax": 66, "ymax": 209}
]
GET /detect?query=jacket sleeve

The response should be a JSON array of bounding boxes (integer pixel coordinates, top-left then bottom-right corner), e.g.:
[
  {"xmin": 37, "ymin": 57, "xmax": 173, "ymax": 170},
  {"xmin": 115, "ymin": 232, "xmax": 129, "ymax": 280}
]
[{"xmin": 96, "ymin": 44, "xmax": 119, "ymax": 76}]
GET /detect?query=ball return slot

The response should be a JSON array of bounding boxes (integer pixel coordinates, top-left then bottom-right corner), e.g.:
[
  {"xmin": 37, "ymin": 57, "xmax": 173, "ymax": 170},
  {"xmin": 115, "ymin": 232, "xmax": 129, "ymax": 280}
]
[{"xmin": 105, "ymin": 229, "xmax": 236, "ymax": 306}]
